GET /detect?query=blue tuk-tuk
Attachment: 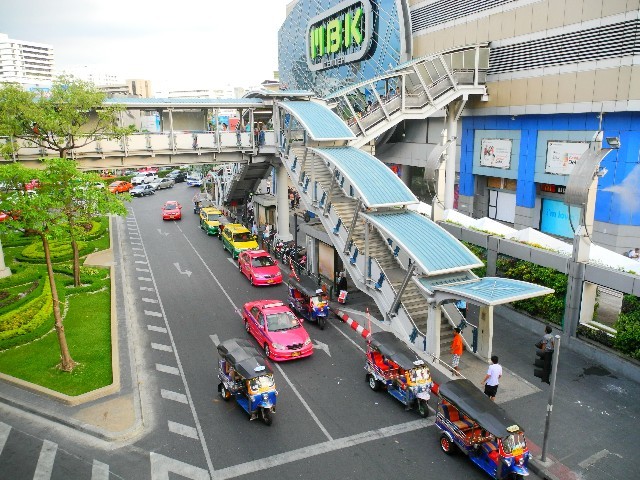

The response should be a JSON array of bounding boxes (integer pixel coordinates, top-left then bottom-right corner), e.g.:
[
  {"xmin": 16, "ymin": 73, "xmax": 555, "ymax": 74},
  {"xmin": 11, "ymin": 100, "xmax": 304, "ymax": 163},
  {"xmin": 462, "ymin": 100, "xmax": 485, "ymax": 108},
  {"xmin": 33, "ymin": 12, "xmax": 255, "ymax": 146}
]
[
  {"xmin": 365, "ymin": 331, "xmax": 433, "ymax": 417},
  {"xmin": 287, "ymin": 277, "xmax": 329, "ymax": 329},
  {"xmin": 217, "ymin": 338, "xmax": 278, "ymax": 425},
  {"xmin": 436, "ymin": 379, "xmax": 530, "ymax": 479}
]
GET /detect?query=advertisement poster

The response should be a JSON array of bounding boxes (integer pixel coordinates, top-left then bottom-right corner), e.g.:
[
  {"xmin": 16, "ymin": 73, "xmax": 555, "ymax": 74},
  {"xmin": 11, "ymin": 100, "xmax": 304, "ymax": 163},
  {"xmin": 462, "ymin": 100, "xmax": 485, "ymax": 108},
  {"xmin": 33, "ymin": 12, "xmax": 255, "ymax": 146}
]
[
  {"xmin": 540, "ymin": 198, "xmax": 582, "ymax": 238},
  {"xmin": 545, "ymin": 141, "xmax": 589, "ymax": 175},
  {"xmin": 318, "ymin": 241, "xmax": 335, "ymax": 281},
  {"xmin": 480, "ymin": 139, "xmax": 512, "ymax": 168}
]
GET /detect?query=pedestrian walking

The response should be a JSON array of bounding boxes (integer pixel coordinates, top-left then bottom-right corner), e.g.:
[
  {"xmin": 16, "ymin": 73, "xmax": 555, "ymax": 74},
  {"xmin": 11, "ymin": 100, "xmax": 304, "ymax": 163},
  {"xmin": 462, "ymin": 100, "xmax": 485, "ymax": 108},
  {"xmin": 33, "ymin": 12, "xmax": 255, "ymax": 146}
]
[
  {"xmin": 481, "ymin": 355, "xmax": 502, "ymax": 401},
  {"xmin": 450, "ymin": 327, "xmax": 463, "ymax": 375},
  {"xmin": 236, "ymin": 123, "xmax": 242, "ymax": 147},
  {"xmin": 289, "ymin": 191, "xmax": 295, "ymax": 209}
]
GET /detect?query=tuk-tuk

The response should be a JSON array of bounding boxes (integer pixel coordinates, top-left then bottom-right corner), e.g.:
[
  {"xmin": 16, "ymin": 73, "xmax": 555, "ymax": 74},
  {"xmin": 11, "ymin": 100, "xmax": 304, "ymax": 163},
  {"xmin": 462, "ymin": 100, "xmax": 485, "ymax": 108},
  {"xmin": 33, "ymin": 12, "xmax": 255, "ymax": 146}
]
[
  {"xmin": 193, "ymin": 192, "xmax": 212, "ymax": 214},
  {"xmin": 217, "ymin": 338, "xmax": 278, "ymax": 425},
  {"xmin": 287, "ymin": 277, "xmax": 329, "ymax": 329},
  {"xmin": 365, "ymin": 331, "xmax": 433, "ymax": 417},
  {"xmin": 436, "ymin": 379, "xmax": 530, "ymax": 479}
]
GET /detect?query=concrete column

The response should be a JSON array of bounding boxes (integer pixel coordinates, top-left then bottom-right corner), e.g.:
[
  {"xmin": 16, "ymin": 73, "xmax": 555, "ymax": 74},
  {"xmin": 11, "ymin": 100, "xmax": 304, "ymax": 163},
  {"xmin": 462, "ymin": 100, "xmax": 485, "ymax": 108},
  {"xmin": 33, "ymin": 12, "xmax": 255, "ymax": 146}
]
[
  {"xmin": 426, "ymin": 302, "xmax": 442, "ymax": 357},
  {"xmin": 486, "ymin": 236, "xmax": 499, "ymax": 277},
  {"xmin": 580, "ymin": 282, "xmax": 598, "ymax": 325},
  {"xmin": 0, "ymin": 238, "xmax": 11, "ymax": 278},
  {"xmin": 563, "ymin": 261, "xmax": 586, "ymax": 338},
  {"xmin": 400, "ymin": 164, "xmax": 411, "ymax": 187},
  {"xmin": 476, "ymin": 305, "xmax": 493, "ymax": 361},
  {"xmin": 275, "ymin": 164, "xmax": 292, "ymax": 241},
  {"xmin": 432, "ymin": 162, "xmax": 446, "ymax": 223},
  {"xmin": 444, "ymin": 105, "xmax": 457, "ymax": 210}
]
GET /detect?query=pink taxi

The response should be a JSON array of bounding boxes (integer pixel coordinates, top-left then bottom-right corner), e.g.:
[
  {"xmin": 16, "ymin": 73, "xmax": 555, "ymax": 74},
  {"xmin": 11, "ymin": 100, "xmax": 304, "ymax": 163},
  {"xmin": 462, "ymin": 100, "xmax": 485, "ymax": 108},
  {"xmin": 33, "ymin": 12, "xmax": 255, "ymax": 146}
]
[
  {"xmin": 242, "ymin": 300, "xmax": 313, "ymax": 361},
  {"xmin": 238, "ymin": 250, "xmax": 283, "ymax": 286}
]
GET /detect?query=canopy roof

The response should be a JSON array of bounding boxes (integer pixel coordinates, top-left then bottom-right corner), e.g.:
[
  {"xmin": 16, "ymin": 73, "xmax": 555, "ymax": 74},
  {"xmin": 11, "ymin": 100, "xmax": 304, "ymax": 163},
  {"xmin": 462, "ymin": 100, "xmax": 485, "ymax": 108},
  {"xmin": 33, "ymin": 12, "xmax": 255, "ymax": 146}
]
[
  {"xmin": 428, "ymin": 277, "xmax": 554, "ymax": 306},
  {"xmin": 369, "ymin": 332, "xmax": 425, "ymax": 371},
  {"xmin": 311, "ymin": 147, "xmax": 418, "ymax": 208},
  {"xmin": 362, "ymin": 210, "xmax": 483, "ymax": 275},
  {"xmin": 217, "ymin": 338, "xmax": 272, "ymax": 379},
  {"xmin": 279, "ymin": 101, "xmax": 355, "ymax": 141},
  {"xmin": 439, "ymin": 379, "xmax": 523, "ymax": 438}
]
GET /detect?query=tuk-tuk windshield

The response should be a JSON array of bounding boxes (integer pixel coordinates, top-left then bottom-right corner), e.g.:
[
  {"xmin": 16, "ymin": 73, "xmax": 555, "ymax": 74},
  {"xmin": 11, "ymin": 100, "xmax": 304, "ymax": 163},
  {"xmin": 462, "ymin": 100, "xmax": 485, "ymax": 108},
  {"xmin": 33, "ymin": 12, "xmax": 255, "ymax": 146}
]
[
  {"xmin": 252, "ymin": 256, "xmax": 275, "ymax": 267},
  {"xmin": 501, "ymin": 432, "xmax": 526, "ymax": 454},
  {"xmin": 249, "ymin": 374, "xmax": 275, "ymax": 392},
  {"xmin": 234, "ymin": 232, "xmax": 252, "ymax": 242},
  {"xmin": 266, "ymin": 311, "xmax": 300, "ymax": 331}
]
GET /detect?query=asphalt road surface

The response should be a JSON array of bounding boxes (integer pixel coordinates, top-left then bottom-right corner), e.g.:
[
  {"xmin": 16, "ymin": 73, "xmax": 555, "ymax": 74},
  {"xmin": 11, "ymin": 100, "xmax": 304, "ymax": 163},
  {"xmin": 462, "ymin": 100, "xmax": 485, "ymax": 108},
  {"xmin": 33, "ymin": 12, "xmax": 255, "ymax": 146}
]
[{"xmin": 0, "ymin": 182, "xmax": 543, "ymax": 480}]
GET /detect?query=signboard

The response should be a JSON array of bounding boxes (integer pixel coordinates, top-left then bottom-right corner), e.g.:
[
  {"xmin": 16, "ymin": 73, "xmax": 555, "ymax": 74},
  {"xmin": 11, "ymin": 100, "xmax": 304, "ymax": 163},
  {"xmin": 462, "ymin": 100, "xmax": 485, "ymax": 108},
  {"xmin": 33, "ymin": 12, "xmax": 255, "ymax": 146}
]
[
  {"xmin": 306, "ymin": 0, "xmax": 373, "ymax": 72},
  {"xmin": 318, "ymin": 241, "xmax": 335, "ymax": 280},
  {"xmin": 540, "ymin": 184, "xmax": 566, "ymax": 194},
  {"xmin": 545, "ymin": 141, "xmax": 589, "ymax": 175},
  {"xmin": 540, "ymin": 198, "xmax": 581, "ymax": 238},
  {"xmin": 480, "ymin": 139, "xmax": 512, "ymax": 168}
]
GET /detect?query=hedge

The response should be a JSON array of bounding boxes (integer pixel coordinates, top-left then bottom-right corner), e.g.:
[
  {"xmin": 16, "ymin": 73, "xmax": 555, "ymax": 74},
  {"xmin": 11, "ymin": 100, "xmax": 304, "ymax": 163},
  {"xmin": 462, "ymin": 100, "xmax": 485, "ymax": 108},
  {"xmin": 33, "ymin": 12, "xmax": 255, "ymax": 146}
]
[
  {"xmin": 613, "ymin": 295, "xmax": 640, "ymax": 360},
  {"xmin": 0, "ymin": 279, "xmax": 53, "ymax": 349}
]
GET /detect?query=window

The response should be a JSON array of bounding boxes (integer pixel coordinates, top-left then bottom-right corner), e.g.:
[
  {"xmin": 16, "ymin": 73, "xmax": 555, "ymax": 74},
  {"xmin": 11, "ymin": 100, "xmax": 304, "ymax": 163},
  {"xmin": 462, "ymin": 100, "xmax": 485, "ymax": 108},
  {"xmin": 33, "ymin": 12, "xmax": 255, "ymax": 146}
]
[{"xmin": 488, "ymin": 190, "xmax": 516, "ymax": 223}]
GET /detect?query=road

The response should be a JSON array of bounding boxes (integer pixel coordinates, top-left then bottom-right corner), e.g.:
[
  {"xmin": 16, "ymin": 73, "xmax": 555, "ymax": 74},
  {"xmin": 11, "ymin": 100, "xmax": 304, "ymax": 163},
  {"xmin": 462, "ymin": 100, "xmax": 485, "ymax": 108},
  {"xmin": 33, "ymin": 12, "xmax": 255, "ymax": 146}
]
[{"xmin": 1, "ymin": 181, "xmax": 545, "ymax": 479}]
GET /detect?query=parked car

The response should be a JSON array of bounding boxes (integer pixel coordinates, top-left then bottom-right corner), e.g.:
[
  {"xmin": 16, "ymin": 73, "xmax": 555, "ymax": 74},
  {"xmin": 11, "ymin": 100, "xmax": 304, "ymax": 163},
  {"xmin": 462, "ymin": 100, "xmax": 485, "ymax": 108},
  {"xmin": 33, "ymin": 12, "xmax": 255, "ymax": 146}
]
[
  {"xmin": 162, "ymin": 201, "xmax": 182, "ymax": 220},
  {"xmin": 199, "ymin": 206, "xmax": 223, "ymax": 235},
  {"xmin": 168, "ymin": 171, "xmax": 187, "ymax": 183},
  {"xmin": 242, "ymin": 300, "xmax": 313, "ymax": 361},
  {"xmin": 131, "ymin": 172, "xmax": 159, "ymax": 185},
  {"xmin": 238, "ymin": 250, "xmax": 283, "ymax": 286},
  {"xmin": 150, "ymin": 177, "xmax": 175, "ymax": 190},
  {"xmin": 221, "ymin": 223, "xmax": 259, "ymax": 259},
  {"xmin": 108, "ymin": 180, "xmax": 133, "ymax": 193},
  {"xmin": 130, "ymin": 184, "xmax": 156, "ymax": 197}
]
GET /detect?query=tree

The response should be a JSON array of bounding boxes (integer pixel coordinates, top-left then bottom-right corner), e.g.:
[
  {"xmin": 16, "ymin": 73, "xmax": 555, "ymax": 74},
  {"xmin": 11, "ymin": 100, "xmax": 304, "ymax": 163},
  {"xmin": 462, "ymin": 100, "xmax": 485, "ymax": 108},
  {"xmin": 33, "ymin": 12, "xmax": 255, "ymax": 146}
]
[
  {"xmin": 0, "ymin": 163, "xmax": 75, "ymax": 371},
  {"xmin": 0, "ymin": 75, "xmax": 134, "ymax": 159},
  {"xmin": 42, "ymin": 158, "xmax": 129, "ymax": 287}
]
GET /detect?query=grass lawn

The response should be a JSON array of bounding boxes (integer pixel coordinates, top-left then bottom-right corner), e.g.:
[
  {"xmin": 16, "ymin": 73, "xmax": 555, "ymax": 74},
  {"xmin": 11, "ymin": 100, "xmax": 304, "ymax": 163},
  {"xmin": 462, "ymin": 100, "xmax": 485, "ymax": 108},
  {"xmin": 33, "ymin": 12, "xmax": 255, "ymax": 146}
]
[{"xmin": 0, "ymin": 285, "xmax": 112, "ymax": 396}]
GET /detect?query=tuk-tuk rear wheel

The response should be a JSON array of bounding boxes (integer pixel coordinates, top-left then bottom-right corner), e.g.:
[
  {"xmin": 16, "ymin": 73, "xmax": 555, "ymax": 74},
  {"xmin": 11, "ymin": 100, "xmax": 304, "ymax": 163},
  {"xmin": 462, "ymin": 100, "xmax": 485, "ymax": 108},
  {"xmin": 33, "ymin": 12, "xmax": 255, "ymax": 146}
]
[
  {"xmin": 509, "ymin": 475, "xmax": 524, "ymax": 480},
  {"xmin": 318, "ymin": 317, "xmax": 326, "ymax": 330},
  {"xmin": 418, "ymin": 399, "xmax": 430, "ymax": 417},
  {"xmin": 440, "ymin": 434, "xmax": 455, "ymax": 455},
  {"xmin": 262, "ymin": 408, "xmax": 273, "ymax": 426},
  {"xmin": 220, "ymin": 385, "xmax": 230, "ymax": 401},
  {"xmin": 367, "ymin": 374, "xmax": 381, "ymax": 391}
]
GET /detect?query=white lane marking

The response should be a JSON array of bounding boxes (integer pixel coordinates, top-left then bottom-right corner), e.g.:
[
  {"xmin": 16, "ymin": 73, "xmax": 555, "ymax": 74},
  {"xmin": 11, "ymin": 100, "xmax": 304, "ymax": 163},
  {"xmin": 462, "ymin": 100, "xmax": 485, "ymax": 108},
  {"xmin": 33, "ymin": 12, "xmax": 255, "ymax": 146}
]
[
  {"xmin": 127, "ymin": 212, "xmax": 215, "ymax": 476},
  {"xmin": 140, "ymin": 286, "xmax": 155, "ymax": 291},
  {"xmin": 150, "ymin": 452, "xmax": 209, "ymax": 480},
  {"xmin": 131, "ymin": 242, "xmax": 142, "ymax": 245},
  {"xmin": 0, "ymin": 422, "xmax": 10, "ymax": 455},
  {"xmin": 137, "ymin": 268, "xmax": 150, "ymax": 272},
  {"xmin": 173, "ymin": 262, "xmax": 192, "ymax": 277},
  {"xmin": 329, "ymin": 320, "xmax": 366, "ymax": 353},
  {"xmin": 33, "ymin": 439, "xmax": 57, "ymax": 480},
  {"xmin": 210, "ymin": 335, "xmax": 220, "ymax": 347},
  {"xmin": 143, "ymin": 298, "xmax": 159, "ymax": 303},
  {"xmin": 226, "ymin": 258, "xmax": 236, "ymax": 266},
  {"xmin": 161, "ymin": 389, "xmax": 188, "ymax": 404},
  {"xmin": 138, "ymin": 277, "xmax": 152, "ymax": 282},
  {"xmin": 91, "ymin": 459, "xmax": 110, "ymax": 480},
  {"xmin": 178, "ymin": 224, "xmax": 332, "ymax": 443},
  {"xmin": 135, "ymin": 260, "xmax": 148, "ymax": 264},
  {"xmin": 132, "ymin": 248, "xmax": 144, "ymax": 251},
  {"xmin": 145, "ymin": 310, "xmax": 163, "ymax": 317},
  {"xmin": 274, "ymin": 363, "xmax": 332, "ymax": 441},
  {"xmin": 312, "ymin": 340, "xmax": 331, "ymax": 357},
  {"xmin": 148, "ymin": 325, "xmax": 167, "ymax": 333},
  {"xmin": 578, "ymin": 449, "xmax": 622, "ymax": 469},
  {"xmin": 168, "ymin": 421, "xmax": 199, "ymax": 439},
  {"xmin": 156, "ymin": 364, "xmax": 180, "ymax": 375},
  {"xmin": 214, "ymin": 419, "xmax": 433, "ymax": 480},
  {"xmin": 134, "ymin": 254, "xmax": 146, "ymax": 258},
  {"xmin": 151, "ymin": 343, "xmax": 173, "ymax": 352}
]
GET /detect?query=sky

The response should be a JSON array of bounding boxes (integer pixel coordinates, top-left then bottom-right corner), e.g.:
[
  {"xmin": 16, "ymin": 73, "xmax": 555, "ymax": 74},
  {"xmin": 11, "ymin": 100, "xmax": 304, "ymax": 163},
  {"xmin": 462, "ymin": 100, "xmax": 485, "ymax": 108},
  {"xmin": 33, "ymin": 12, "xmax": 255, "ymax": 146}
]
[{"xmin": 0, "ymin": 0, "xmax": 292, "ymax": 94}]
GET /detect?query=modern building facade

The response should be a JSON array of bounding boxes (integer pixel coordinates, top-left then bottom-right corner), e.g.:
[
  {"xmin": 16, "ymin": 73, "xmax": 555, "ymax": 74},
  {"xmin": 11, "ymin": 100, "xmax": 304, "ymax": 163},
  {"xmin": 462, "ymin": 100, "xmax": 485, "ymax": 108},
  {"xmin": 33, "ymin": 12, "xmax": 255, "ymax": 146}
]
[
  {"xmin": 0, "ymin": 33, "xmax": 54, "ymax": 89},
  {"xmin": 278, "ymin": 0, "xmax": 640, "ymax": 252}
]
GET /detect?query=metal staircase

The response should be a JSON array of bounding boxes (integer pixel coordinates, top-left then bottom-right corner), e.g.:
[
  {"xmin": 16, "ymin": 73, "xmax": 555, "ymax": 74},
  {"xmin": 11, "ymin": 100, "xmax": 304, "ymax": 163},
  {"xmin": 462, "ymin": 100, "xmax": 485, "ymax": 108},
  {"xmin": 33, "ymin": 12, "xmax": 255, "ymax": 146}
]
[{"xmin": 223, "ymin": 161, "xmax": 273, "ymax": 205}]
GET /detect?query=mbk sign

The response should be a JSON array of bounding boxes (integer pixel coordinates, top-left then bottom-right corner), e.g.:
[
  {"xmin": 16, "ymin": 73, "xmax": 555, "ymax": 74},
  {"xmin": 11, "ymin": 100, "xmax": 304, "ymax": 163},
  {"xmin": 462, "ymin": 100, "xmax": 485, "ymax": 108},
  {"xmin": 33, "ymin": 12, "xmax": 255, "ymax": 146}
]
[{"xmin": 306, "ymin": 0, "xmax": 373, "ymax": 71}]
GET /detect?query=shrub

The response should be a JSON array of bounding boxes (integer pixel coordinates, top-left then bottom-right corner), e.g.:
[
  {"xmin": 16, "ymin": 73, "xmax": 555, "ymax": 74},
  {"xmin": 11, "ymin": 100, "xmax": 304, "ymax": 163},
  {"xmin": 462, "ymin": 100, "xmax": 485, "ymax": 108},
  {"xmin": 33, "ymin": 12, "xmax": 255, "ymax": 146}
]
[
  {"xmin": 0, "ymin": 279, "xmax": 52, "ymax": 343},
  {"xmin": 613, "ymin": 295, "xmax": 640, "ymax": 359},
  {"xmin": 462, "ymin": 242, "xmax": 487, "ymax": 278}
]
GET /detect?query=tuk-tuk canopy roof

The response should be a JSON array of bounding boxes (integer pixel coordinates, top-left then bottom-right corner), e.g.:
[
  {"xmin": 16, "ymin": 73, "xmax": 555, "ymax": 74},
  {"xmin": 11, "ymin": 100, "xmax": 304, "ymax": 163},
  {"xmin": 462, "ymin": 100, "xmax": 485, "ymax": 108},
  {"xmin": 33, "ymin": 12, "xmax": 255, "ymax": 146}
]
[
  {"xmin": 217, "ymin": 338, "xmax": 272, "ymax": 379},
  {"xmin": 439, "ymin": 379, "xmax": 523, "ymax": 438},
  {"xmin": 369, "ymin": 332, "xmax": 425, "ymax": 371},
  {"xmin": 288, "ymin": 277, "xmax": 324, "ymax": 298}
]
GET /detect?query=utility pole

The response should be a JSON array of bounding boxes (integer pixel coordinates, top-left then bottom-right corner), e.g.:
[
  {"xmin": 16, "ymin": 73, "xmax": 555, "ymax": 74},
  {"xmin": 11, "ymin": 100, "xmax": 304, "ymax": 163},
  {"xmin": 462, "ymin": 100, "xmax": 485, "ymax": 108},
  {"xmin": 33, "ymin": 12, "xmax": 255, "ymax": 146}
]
[{"xmin": 541, "ymin": 335, "xmax": 561, "ymax": 462}]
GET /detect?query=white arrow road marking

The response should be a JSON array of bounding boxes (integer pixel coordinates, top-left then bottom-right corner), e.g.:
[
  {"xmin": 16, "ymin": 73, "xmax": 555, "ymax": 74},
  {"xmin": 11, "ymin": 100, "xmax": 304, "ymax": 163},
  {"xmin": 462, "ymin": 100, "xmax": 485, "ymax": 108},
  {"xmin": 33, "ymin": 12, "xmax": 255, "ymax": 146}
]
[
  {"xmin": 578, "ymin": 449, "xmax": 623, "ymax": 469},
  {"xmin": 157, "ymin": 228, "xmax": 170, "ymax": 236},
  {"xmin": 312, "ymin": 340, "xmax": 331, "ymax": 357},
  {"xmin": 173, "ymin": 262, "xmax": 192, "ymax": 277},
  {"xmin": 150, "ymin": 452, "xmax": 209, "ymax": 480}
]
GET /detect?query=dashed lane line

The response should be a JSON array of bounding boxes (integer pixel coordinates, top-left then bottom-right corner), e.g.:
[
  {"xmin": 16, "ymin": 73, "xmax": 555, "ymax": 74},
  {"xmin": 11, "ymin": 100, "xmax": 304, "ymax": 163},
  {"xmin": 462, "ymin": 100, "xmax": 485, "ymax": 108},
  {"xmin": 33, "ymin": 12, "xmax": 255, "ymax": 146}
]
[
  {"xmin": 140, "ymin": 286, "xmax": 154, "ymax": 291},
  {"xmin": 156, "ymin": 364, "xmax": 180, "ymax": 376},
  {"xmin": 143, "ymin": 298, "xmax": 159, "ymax": 303},
  {"xmin": 151, "ymin": 343, "xmax": 173, "ymax": 352},
  {"xmin": 138, "ymin": 277, "xmax": 152, "ymax": 282},
  {"xmin": 161, "ymin": 389, "xmax": 189, "ymax": 404},
  {"xmin": 144, "ymin": 310, "xmax": 163, "ymax": 317},
  {"xmin": 148, "ymin": 325, "xmax": 168, "ymax": 333},
  {"xmin": 168, "ymin": 421, "xmax": 199, "ymax": 440}
]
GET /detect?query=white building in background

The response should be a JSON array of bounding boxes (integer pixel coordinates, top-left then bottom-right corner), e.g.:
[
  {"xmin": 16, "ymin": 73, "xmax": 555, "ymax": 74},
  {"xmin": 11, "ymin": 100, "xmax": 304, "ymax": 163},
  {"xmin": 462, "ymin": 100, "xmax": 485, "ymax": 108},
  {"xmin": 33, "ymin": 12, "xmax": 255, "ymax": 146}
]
[
  {"xmin": 59, "ymin": 65, "xmax": 121, "ymax": 86},
  {"xmin": 0, "ymin": 33, "xmax": 54, "ymax": 89}
]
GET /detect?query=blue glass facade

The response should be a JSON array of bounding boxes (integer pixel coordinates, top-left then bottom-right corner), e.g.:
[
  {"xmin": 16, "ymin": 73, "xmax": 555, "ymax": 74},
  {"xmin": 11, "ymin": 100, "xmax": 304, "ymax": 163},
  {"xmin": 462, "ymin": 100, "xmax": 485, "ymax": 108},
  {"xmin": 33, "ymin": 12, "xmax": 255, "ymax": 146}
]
[{"xmin": 278, "ymin": 0, "xmax": 404, "ymax": 98}]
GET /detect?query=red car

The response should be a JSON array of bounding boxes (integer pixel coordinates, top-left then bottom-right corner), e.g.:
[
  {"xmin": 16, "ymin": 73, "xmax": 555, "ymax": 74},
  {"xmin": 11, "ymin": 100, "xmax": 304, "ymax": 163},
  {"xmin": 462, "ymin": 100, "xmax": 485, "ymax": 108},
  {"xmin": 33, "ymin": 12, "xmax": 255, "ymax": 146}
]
[
  {"xmin": 162, "ymin": 201, "xmax": 182, "ymax": 220},
  {"xmin": 238, "ymin": 250, "xmax": 283, "ymax": 286},
  {"xmin": 242, "ymin": 300, "xmax": 313, "ymax": 361},
  {"xmin": 108, "ymin": 181, "xmax": 133, "ymax": 193}
]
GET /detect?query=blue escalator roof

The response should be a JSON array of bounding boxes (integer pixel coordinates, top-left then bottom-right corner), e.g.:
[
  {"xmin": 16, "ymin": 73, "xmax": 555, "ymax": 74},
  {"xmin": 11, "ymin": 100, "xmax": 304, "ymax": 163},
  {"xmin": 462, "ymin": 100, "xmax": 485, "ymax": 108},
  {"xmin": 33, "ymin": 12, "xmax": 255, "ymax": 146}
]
[
  {"xmin": 427, "ymin": 277, "xmax": 554, "ymax": 306},
  {"xmin": 311, "ymin": 147, "xmax": 418, "ymax": 208},
  {"xmin": 279, "ymin": 101, "xmax": 355, "ymax": 141},
  {"xmin": 361, "ymin": 210, "xmax": 483, "ymax": 275}
]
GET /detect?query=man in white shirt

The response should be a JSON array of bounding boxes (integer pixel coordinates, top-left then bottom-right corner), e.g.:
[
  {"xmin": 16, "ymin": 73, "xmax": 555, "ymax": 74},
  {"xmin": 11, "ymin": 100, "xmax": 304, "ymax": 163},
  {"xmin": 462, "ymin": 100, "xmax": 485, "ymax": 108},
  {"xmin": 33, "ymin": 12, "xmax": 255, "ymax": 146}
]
[{"xmin": 481, "ymin": 355, "xmax": 502, "ymax": 401}]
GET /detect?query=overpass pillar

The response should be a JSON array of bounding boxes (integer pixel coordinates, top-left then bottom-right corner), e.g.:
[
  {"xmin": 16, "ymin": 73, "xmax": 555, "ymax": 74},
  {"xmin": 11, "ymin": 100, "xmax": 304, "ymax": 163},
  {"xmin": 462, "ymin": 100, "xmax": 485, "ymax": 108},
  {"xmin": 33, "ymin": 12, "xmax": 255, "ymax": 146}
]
[
  {"xmin": 275, "ymin": 164, "xmax": 292, "ymax": 241},
  {"xmin": 476, "ymin": 305, "xmax": 493, "ymax": 361},
  {"xmin": 444, "ymin": 104, "xmax": 458, "ymax": 210},
  {"xmin": 0, "ymin": 239, "xmax": 11, "ymax": 278},
  {"xmin": 426, "ymin": 302, "xmax": 442, "ymax": 357}
]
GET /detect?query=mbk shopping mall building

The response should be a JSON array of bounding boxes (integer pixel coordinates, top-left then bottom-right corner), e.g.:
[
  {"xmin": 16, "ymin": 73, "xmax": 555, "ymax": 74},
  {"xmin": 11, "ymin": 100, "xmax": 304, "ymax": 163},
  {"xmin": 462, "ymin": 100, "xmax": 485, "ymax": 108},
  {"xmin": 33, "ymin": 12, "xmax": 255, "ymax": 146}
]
[{"xmin": 278, "ymin": 0, "xmax": 640, "ymax": 252}]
